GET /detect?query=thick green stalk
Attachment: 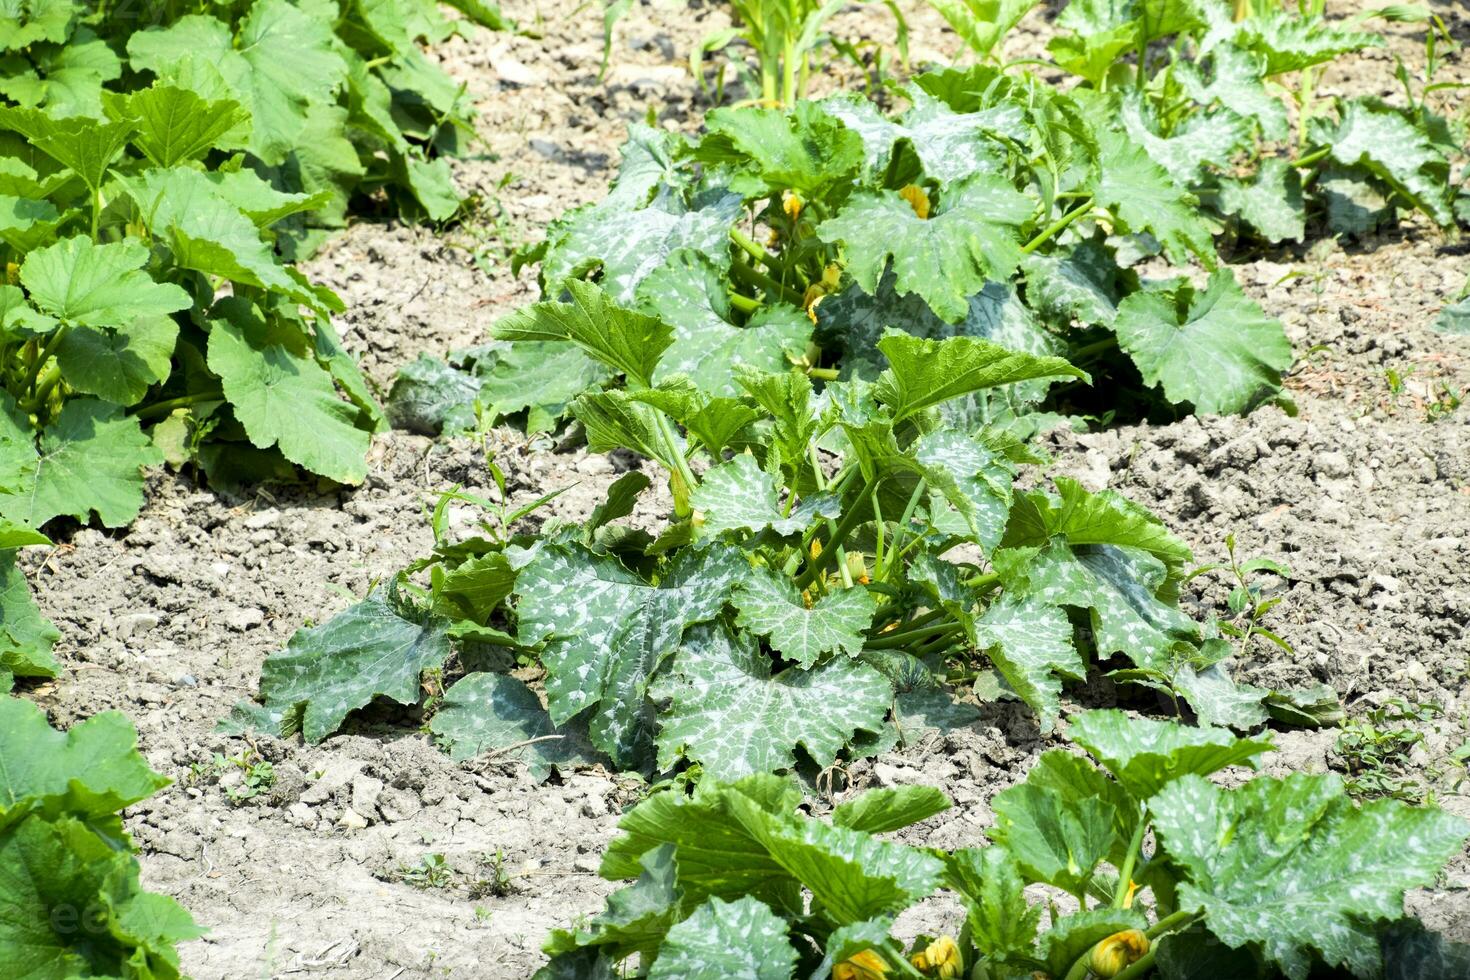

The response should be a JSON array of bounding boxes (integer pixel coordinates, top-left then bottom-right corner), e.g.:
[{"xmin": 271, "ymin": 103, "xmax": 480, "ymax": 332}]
[
  {"xmin": 130, "ymin": 391, "xmax": 224, "ymax": 421},
  {"xmin": 652, "ymin": 411, "xmax": 698, "ymax": 518},
  {"xmin": 729, "ymin": 227, "xmax": 784, "ymax": 272},
  {"xmin": 1112, "ymin": 813, "xmax": 1149, "ymax": 908},
  {"xmin": 23, "ymin": 323, "xmax": 69, "ymax": 402},
  {"xmin": 730, "ymin": 255, "xmax": 804, "ymax": 306},
  {"xmin": 864, "ymin": 620, "xmax": 962, "ymax": 650},
  {"xmin": 1293, "ymin": 146, "xmax": 1330, "ymax": 169},
  {"xmin": 1022, "ymin": 198, "xmax": 1094, "ymax": 254},
  {"xmin": 795, "ymin": 478, "xmax": 873, "ymax": 590}
]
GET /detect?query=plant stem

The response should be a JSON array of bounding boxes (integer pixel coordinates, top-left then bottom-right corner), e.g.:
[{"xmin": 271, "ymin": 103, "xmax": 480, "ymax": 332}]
[
  {"xmin": 864, "ymin": 621, "xmax": 962, "ymax": 650},
  {"xmin": 809, "ymin": 443, "xmax": 854, "ymax": 589},
  {"xmin": 795, "ymin": 479, "xmax": 873, "ymax": 590},
  {"xmin": 23, "ymin": 323, "xmax": 69, "ymax": 402},
  {"xmin": 1293, "ymin": 146, "xmax": 1330, "ymax": 169},
  {"xmin": 1070, "ymin": 335, "xmax": 1119, "ymax": 362},
  {"xmin": 1112, "ymin": 950, "xmax": 1157, "ymax": 980},
  {"xmin": 729, "ymin": 291, "xmax": 762, "ymax": 314},
  {"xmin": 1022, "ymin": 198, "xmax": 1094, "ymax": 254},
  {"xmin": 652, "ymin": 411, "xmax": 698, "ymax": 518},
  {"xmin": 130, "ymin": 391, "xmax": 224, "ymax": 421},
  {"xmin": 729, "ymin": 227, "xmax": 783, "ymax": 273},
  {"xmin": 23, "ymin": 363, "xmax": 62, "ymax": 411},
  {"xmin": 1112, "ymin": 813, "xmax": 1149, "ymax": 908},
  {"xmin": 729, "ymin": 256, "xmax": 804, "ymax": 306}
]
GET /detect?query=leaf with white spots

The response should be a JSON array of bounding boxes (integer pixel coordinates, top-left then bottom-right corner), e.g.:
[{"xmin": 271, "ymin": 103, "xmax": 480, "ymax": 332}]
[
  {"xmin": 428, "ymin": 672, "xmax": 598, "ymax": 781},
  {"xmin": 733, "ymin": 567, "xmax": 876, "ymax": 669},
  {"xmin": 823, "ymin": 89, "xmax": 1024, "ymax": 183},
  {"xmin": 231, "ymin": 588, "xmax": 451, "ymax": 744},
  {"xmin": 514, "ymin": 543, "xmax": 749, "ymax": 769},
  {"xmin": 1217, "ymin": 157, "xmax": 1305, "ymax": 244},
  {"xmin": 691, "ymin": 453, "xmax": 838, "ymax": 539},
  {"xmin": 1326, "ymin": 99, "xmax": 1454, "ymax": 227},
  {"xmin": 652, "ymin": 624, "xmax": 891, "ymax": 778},
  {"xmin": 648, "ymin": 896, "xmax": 797, "ymax": 979},
  {"xmin": 1153, "ymin": 773, "xmax": 1470, "ymax": 980},
  {"xmin": 818, "ymin": 175, "xmax": 1032, "ymax": 323},
  {"xmin": 907, "ymin": 429, "xmax": 1015, "ymax": 553},
  {"xmin": 1067, "ymin": 709, "xmax": 1271, "ymax": 799},
  {"xmin": 972, "ymin": 598, "xmax": 1081, "ymax": 733}
]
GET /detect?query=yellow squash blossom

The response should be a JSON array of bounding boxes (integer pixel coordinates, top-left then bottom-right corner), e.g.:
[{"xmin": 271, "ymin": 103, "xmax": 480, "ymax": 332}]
[
  {"xmin": 899, "ymin": 184, "xmax": 931, "ymax": 220},
  {"xmin": 834, "ymin": 949, "xmax": 890, "ymax": 980},
  {"xmin": 784, "ymin": 191, "xmax": 804, "ymax": 221},
  {"xmin": 1089, "ymin": 929, "xmax": 1150, "ymax": 978},
  {"xmin": 910, "ymin": 935, "xmax": 963, "ymax": 978}
]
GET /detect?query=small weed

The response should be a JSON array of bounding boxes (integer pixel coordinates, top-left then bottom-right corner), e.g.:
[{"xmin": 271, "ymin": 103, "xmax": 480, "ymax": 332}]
[
  {"xmin": 1186, "ymin": 533, "xmax": 1293, "ymax": 657},
  {"xmin": 187, "ymin": 748, "xmax": 276, "ymax": 803},
  {"xmin": 398, "ymin": 853, "xmax": 455, "ymax": 890},
  {"xmin": 1335, "ymin": 700, "xmax": 1441, "ymax": 802},
  {"xmin": 469, "ymin": 849, "xmax": 517, "ymax": 899},
  {"xmin": 1425, "ymin": 382, "xmax": 1462, "ymax": 422}
]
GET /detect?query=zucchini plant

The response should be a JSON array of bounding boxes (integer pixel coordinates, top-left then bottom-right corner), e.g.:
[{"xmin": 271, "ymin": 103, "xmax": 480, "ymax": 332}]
[
  {"xmin": 0, "ymin": 696, "xmax": 203, "ymax": 975},
  {"xmin": 535, "ymin": 711, "xmax": 1470, "ymax": 980},
  {"xmin": 231, "ymin": 308, "xmax": 1333, "ymax": 779},
  {"xmin": 406, "ymin": 0, "xmax": 1465, "ymax": 436}
]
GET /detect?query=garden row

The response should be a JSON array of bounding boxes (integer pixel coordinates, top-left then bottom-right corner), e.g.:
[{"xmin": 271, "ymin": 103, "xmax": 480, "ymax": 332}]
[{"xmin": 2, "ymin": 0, "xmax": 1468, "ymax": 976}]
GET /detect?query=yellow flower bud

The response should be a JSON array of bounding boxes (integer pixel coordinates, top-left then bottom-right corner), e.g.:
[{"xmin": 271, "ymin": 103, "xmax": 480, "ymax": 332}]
[
  {"xmin": 4, "ymin": 261, "xmax": 17, "ymax": 285},
  {"xmin": 805, "ymin": 290, "xmax": 826, "ymax": 324},
  {"xmin": 910, "ymin": 935, "xmax": 963, "ymax": 978},
  {"xmin": 899, "ymin": 184, "xmax": 931, "ymax": 220},
  {"xmin": 821, "ymin": 262, "xmax": 842, "ymax": 290},
  {"xmin": 845, "ymin": 551, "xmax": 870, "ymax": 585},
  {"xmin": 834, "ymin": 949, "xmax": 890, "ymax": 980},
  {"xmin": 766, "ymin": 227, "xmax": 781, "ymax": 247},
  {"xmin": 1089, "ymin": 929, "xmax": 1149, "ymax": 978},
  {"xmin": 784, "ymin": 192, "xmax": 804, "ymax": 221}
]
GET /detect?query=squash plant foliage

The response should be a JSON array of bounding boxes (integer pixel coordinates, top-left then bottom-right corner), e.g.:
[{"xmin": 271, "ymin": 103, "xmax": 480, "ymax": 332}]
[
  {"xmin": 399, "ymin": 0, "xmax": 1466, "ymax": 433},
  {"xmin": 536, "ymin": 712, "xmax": 1470, "ymax": 980},
  {"xmin": 232, "ymin": 299, "xmax": 1334, "ymax": 778},
  {"xmin": 0, "ymin": 0, "xmax": 507, "ymax": 239},
  {"xmin": 0, "ymin": 696, "xmax": 203, "ymax": 976}
]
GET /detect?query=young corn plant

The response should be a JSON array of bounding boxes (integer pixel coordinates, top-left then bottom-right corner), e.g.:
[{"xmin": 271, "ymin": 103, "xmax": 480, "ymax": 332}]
[{"xmin": 536, "ymin": 711, "xmax": 1470, "ymax": 980}]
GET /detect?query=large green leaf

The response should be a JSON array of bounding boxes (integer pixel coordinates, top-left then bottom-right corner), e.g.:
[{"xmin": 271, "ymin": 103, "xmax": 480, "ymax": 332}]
[
  {"xmin": 121, "ymin": 168, "xmax": 318, "ymax": 306},
  {"xmin": 1176, "ymin": 42, "xmax": 1288, "ymax": 141},
  {"xmin": 923, "ymin": 0, "xmax": 1038, "ymax": 58},
  {"xmin": 947, "ymin": 847, "xmax": 1041, "ymax": 963},
  {"xmin": 206, "ymin": 299, "xmax": 371, "ymax": 485},
  {"xmin": 0, "ymin": 28, "xmax": 119, "ymax": 117},
  {"xmin": 1091, "ymin": 125, "xmax": 1216, "ymax": 267},
  {"xmin": 1067, "ymin": 709, "xmax": 1271, "ymax": 799},
  {"xmin": 1020, "ymin": 239, "xmax": 1132, "ymax": 328},
  {"xmin": 636, "ymin": 249, "xmax": 809, "ymax": 397},
  {"xmin": 0, "ymin": 696, "xmax": 167, "ymax": 823},
  {"xmin": 702, "ymin": 100, "xmax": 863, "ymax": 198},
  {"xmin": 599, "ymin": 775, "xmax": 803, "ymax": 909},
  {"xmin": 540, "ymin": 194, "xmax": 743, "ymax": 304},
  {"xmin": 0, "ymin": 397, "xmax": 162, "ymax": 528},
  {"xmin": 1216, "ymin": 157, "xmax": 1305, "ymax": 244},
  {"xmin": 909, "ymin": 429, "xmax": 1015, "ymax": 552},
  {"xmin": 494, "ymin": 278, "xmax": 671, "ymax": 389},
  {"xmin": 1153, "ymin": 773, "xmax": 1469, "ymax": 979},
  {"xmin": 833, "ymin": 786, "xmax": 951, "ymax": 835},
  {"xmin": 126, "ymin": 0, "xmax": 347, "ymax": 166},
  {"xmin": 818, "ymin": 175, "xmax": 1032, "ymax": 323},
  {"xmin": 0, "ymin": 551, "xmax": 59, "ymax": 682},
  {"xmin": 648, "ymin": 896, "xmax": 797, "ymax": 979},
  {"xmin": 1113, "ymin": 269, "xmax": 1292, "ymax": 415},
  {"xmin": 823, "ymin": 89, "xmax": 1024, "ymax": 182},
  {"xmin": 972, "ymin": 598, "xmax": 1081, "ymax": 732},
  {"xmin": 19, "ymin": 236, "xmax": 190, "ymax": 329},
  {"xmin": 514, "ymin": 543, "xmax": 748, "ymax": 768},
  {"xmin": 652, "ymin": 624, "xmax": 891, "ymax": 777},
  {"xmin": 472, "ymin": 340, "xmax": 609, "ymax": 433},
  {"xmin": 994, "ymin": 539, "xmax": 1195, "ymax": 671},
  {"xmin": 1235, "ymin": 9, "xmax": 1383, "ymax": 75},
  {"xmin": 1326, "ymin": 99, "xmax": 1453, "ymax": 226},
  {"xmin": 1002, "ymin": 477, "xmax": 1192, "ymax": 574},
  {"xmin": 55, "ymin": 317, "xmax": 178, "ymax": 406},
  {"xmin": 1119, "ymin": 100, "xmax": 1248, "ymax": 186},
  {"xmin": 723, "ymin": 788, "xmax": 946, "ymax": 923},
  {"xmin": 732, "ymin": 566, "xmax": 875, "ymax": 669},
  {"xmin": 0, "ymin": 107, "xmax": 133, "ymax": 193},
  {"xmin": 543, "ymin": 845, "xmax": 684, "ymax": 962},
  {"xmin": 111, "ymin": 82, "xmax": 251, "ymax": 168},
  {"xmin": 988, "ymin": 782, "xmax": 1116, "ymax": 893},
  {"xmin": 0, "ymin": 814, "xmax": 198, "ymax": 977},
  {"xmin": 690, "ymin": 453, "xmax": 839, "ymax": 539},
  {"xmin": 428, "ymin": 672, "xmax": 595, "ymax": 781},
  {"xmin": 873, "ymin": 332, "xmax": 1084, "ymax": 422},
  {"xmin": 232, "ymin": 590, "xmax": 451, "ymax": 744}
]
